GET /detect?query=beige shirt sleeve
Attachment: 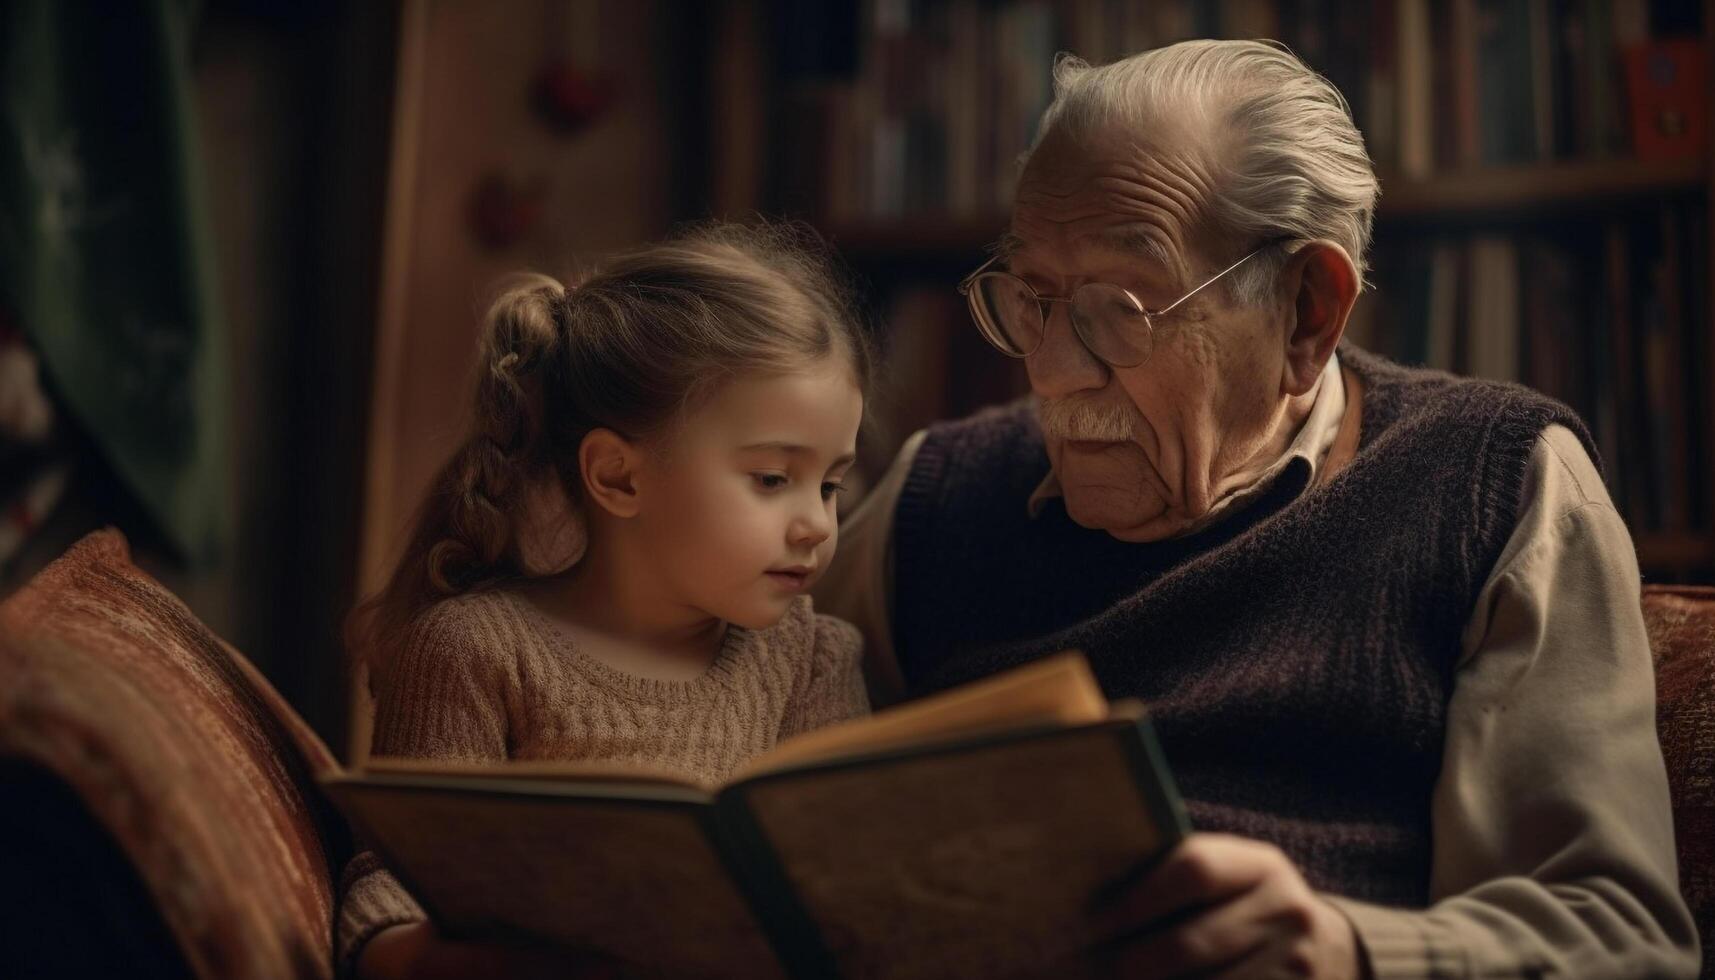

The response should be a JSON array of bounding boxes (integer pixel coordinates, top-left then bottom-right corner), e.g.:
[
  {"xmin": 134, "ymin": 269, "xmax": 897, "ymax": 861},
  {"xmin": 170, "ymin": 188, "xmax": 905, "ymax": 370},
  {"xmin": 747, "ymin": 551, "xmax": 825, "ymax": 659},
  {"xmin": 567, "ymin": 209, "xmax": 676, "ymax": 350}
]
[
  {"xmin": 815, "ymin": 428, "xmax": 927, "ymax": 707},
  {"xmin": 1327, "ymin": 424, "xmax": 1699, "ymax": 978},
  {"xmin": 820, "ymin": 423, "xmax": 1700, "ymax": 977}
]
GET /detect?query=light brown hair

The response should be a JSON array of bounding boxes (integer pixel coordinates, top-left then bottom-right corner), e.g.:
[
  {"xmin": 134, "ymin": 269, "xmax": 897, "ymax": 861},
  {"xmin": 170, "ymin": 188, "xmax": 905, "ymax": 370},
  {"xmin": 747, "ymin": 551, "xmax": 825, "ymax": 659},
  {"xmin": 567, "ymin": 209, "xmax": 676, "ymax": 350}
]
[{"xmin": 350, "ymin": 221, "xmax": 870, "ymax": 677}]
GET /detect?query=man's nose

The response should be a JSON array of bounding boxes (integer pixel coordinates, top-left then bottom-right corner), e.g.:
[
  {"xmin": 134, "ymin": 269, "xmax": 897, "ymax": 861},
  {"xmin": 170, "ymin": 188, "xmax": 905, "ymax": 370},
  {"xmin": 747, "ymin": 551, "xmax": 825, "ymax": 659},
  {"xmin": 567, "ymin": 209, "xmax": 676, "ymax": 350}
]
[{"xmin": 1025, "ymin": 301, "xmax": 1109, "ymax": 400}]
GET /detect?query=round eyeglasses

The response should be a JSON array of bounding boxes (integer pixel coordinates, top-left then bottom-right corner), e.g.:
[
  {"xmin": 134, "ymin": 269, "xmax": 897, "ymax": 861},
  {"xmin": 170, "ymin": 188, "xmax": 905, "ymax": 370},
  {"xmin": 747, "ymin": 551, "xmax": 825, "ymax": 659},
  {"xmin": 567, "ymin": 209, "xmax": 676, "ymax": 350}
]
[{"xmin": 956, "ymin": 244, "xmax": 1271, "ymax": 368}]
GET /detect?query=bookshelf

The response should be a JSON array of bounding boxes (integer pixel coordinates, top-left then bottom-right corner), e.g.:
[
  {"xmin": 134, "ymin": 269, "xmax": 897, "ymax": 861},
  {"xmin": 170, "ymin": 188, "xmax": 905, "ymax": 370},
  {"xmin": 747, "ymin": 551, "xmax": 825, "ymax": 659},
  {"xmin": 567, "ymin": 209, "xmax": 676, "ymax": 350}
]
[
  {"xmin": 713, "ymin": 0, "xmax": 1714, "ymax": 579},
  {"xmin": 825, "ymin": 157, "xmax": 1707, "ymax": 255},
  {"xmin": 1377, "ymin": 157, "xmax": 1706, "ymax": 216}
]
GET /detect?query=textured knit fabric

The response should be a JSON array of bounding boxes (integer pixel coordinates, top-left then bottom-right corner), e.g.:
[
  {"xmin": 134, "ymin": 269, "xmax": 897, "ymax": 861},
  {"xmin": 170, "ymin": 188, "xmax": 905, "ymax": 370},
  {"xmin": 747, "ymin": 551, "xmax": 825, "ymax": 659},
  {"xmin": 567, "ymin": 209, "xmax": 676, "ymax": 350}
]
[
  {"xmin": 822, "ymin": 377, "xmax": 1698, "ymax": 977},
  {"xmin": 0, "ymin": 529, "xmax": 349, "ymax": 980},
  {"xmin": 335, "ymin": 590, "xmax": 868, "ymax": 974},
  {"xmin": 1642, "ymin": 586, "xmax": 1715, "ymax": 965},
  {"xmin": 890, "ymin": 345, "xmax": 1595, "ymax": 907}
]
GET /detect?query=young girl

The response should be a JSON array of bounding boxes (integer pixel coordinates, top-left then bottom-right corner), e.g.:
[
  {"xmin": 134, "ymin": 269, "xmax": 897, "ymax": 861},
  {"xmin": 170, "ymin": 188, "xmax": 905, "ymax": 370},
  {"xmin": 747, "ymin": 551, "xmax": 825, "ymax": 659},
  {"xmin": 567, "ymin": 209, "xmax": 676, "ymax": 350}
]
[{"xmin": 338, "ymin": 223, "xmax": 873, "ymax": 979}]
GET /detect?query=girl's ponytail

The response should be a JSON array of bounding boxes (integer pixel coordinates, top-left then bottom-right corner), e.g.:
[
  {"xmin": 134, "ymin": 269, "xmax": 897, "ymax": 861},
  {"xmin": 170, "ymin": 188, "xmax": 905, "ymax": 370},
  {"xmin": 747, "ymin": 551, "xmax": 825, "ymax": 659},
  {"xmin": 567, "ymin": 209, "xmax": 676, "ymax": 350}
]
[
  {"xmin": 429, "ymin": 275, "xmax": 566, "ymax": 593},
  {"xmin": 350, "ymin": 275, "xmax": 570, "ymax": 677}
]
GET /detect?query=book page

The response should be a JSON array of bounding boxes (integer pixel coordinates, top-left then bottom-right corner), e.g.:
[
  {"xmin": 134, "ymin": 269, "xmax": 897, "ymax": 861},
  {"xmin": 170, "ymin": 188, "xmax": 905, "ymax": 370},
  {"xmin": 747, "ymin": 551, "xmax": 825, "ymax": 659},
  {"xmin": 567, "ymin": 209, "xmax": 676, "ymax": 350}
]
[
  {"xmin": 735, "ymin": 651, "xmax": 1107, "ymax": 781},
  {"xmin": 737, "ymin": 717, "xmax": 1179, "ymax": 980},
  {"xmin": 329, "ymin": 782, "xmax": 784, "ymax": 978},
  {"xmin": 359, "ymin": 755, "xmax": 713, "ymax": 791}
]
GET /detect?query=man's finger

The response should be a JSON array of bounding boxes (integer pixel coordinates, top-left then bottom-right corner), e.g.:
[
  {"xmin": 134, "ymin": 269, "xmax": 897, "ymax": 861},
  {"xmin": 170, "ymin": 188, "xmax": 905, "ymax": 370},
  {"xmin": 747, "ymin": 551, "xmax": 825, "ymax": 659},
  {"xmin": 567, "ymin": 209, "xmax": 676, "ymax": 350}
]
[
  {"xmin": 1200, "ymin": 938, "xmax": 1295, "ymax": 980},
  {"xmin": 1091, "ymin": 833, "xmax": 1283, "ymax": 939},
  {"xmin": 1103, "ymin": 871, "xmax": 1299, "ymax": 977}
]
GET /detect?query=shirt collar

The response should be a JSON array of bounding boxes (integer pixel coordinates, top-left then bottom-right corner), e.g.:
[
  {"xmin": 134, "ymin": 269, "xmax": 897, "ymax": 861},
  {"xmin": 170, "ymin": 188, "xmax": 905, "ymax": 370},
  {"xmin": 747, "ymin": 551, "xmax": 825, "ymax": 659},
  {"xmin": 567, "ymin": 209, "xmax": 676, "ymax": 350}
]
[{"xmin": 1026, "ymin": 353, "xmax": 1346, "ymax": 533}]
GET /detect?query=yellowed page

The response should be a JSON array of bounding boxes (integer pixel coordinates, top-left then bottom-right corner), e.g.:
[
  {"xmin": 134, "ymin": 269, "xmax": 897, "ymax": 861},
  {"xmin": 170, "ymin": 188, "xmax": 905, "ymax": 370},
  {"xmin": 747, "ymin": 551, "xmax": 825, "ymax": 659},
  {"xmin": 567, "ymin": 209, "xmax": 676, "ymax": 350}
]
[
  {"xmin": 734, "ymin": 651, "xmax": 1106, "ymax": 781},
  {"xmin": 359, "ymin": 756, "xmax": 711, "ymax": 790}
]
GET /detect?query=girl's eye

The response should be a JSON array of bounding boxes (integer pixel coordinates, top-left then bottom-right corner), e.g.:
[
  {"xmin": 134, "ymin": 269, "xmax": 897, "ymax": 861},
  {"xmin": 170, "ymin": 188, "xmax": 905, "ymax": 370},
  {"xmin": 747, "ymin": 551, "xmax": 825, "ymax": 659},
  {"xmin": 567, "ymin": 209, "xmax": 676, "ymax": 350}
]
[
  {"xmin": 821, "ymin": 481, "xmax": 847, "ymax": 501},
  {"xmin": 752, "ymin": 473, "xmax": 788, "ymax": 491}
]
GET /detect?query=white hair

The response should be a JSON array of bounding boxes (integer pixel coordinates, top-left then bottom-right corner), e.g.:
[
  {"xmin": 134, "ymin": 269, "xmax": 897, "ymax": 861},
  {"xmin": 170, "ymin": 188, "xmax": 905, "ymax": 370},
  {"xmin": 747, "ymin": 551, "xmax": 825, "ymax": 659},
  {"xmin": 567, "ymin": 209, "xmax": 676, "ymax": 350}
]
[{"xmin": 1025, "ymin": 39, "xmax": 1379, "ymax": 306}]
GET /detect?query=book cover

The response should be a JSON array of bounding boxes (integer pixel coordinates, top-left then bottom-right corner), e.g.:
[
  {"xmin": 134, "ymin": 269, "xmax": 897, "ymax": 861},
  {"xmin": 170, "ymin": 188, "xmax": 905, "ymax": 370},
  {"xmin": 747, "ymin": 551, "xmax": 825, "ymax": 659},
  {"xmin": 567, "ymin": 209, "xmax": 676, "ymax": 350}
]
[
  {"xmin": 1683, "ymin": 209, "xmax": 1711, "ymax": 529},
  {"xmin": 1621, "ymin": 39, "xmax": 1708, "ymax": 161},
  {"xmin": 1396, "ymin": 0, "xmax": 1435, "ymax": 178},
  {"xmin": 1605, "ymin": 220, "xmax": 1647, "ymax": 525},
  {"xmin": 323, "ymin": 653, "xmax": 1191, "ymax": 980},
  {"xmin": 1367, "ymin": 0, "xmax": 1400, "ymax": 174},
  {"xmin": 1466, "ymin": 236, "xmax": 1522, "ymax": 381},
  {"xmin": 1474, "ymin": 0, "xmax": 1537, "ymax": 164},
  {"xmin": 1450, "ymin": 0, "xmax": 1484, "ymax": 167}
]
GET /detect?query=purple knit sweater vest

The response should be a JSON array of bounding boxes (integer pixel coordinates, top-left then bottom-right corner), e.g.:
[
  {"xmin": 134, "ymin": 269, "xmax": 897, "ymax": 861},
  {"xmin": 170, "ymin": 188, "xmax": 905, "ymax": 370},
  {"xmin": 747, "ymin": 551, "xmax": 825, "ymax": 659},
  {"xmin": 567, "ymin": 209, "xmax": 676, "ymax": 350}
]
[{"xmin": 890, "ymin": 346, "xmax": 1598, "ymax": 907}]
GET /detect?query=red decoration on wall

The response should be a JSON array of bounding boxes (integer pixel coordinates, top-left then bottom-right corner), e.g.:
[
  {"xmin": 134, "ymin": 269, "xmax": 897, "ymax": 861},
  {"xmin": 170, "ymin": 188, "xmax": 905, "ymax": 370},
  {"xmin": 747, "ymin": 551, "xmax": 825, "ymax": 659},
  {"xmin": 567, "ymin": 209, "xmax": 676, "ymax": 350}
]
[
  {"xmin": 530, "ymin": 61, "xmax": 617, "ymax": 135},
  {"xmin": 468, "ymin": 172, "xmax": 548, "ymax": 250}
]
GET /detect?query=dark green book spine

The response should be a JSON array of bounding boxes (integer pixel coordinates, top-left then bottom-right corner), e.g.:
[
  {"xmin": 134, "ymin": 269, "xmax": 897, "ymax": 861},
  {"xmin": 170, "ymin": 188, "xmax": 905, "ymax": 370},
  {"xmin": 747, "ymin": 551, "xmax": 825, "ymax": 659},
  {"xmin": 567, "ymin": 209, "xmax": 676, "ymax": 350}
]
[{"xmin": 1120, "ymin": 713, "xmax": 1193, "ymax": 848}]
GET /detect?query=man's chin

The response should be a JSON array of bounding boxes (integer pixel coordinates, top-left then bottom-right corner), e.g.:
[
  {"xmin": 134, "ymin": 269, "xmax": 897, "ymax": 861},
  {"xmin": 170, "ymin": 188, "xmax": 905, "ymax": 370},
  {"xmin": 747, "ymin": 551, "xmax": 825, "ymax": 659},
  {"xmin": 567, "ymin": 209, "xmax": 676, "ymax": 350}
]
[{"xmin": 1061, "ymin": 491, "xmax": 1188, "ymax": 543}]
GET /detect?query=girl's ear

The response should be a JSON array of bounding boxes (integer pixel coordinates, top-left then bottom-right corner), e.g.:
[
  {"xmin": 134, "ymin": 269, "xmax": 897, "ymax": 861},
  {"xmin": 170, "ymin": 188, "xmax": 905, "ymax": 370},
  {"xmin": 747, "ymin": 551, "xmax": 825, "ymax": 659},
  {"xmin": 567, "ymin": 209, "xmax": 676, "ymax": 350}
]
[{"xmin": 579, "ymin": 428, "xmax": 643, "ymax": 519}]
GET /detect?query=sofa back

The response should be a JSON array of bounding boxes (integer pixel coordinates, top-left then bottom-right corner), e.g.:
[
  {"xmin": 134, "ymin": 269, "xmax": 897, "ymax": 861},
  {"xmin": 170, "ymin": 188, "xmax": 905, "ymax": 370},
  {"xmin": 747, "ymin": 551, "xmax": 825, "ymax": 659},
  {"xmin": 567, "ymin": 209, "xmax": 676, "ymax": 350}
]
[
  {"xmin": 0, "ymin": 529, "xmax": 347, "ymax": 980},
  {"xmin": 1643, "ymin": 584, "xmax": 1715, "ymax": 974}
]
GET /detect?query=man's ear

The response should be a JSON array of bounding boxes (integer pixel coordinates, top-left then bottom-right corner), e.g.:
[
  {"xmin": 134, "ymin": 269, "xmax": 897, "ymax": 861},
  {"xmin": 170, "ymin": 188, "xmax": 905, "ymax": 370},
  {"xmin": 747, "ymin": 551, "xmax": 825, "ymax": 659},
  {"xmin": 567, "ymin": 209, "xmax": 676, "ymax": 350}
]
[
  {"xmin": 579, "ymin": 428, "xmax": 643, "ymax": 519},
  {"xmin": 1278, "ymin": 240, "xmax": 1358, "ymax": 396}
]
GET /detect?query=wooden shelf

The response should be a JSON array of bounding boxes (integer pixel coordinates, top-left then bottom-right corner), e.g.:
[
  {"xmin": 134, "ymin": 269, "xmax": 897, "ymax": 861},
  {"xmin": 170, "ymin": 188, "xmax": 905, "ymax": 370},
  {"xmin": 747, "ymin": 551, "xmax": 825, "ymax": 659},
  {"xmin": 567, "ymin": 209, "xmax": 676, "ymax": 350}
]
[
  {"xmin": 1376, "ymin": 156, "xmax": 1706, "ymax": 219},
  {"xmin": 821, "ymin": 157, "xmax": 1707, "ymax": 257},
  {"xmin": 1637, "ymin": 533, "xmax": 1715, "ymax": 574}
]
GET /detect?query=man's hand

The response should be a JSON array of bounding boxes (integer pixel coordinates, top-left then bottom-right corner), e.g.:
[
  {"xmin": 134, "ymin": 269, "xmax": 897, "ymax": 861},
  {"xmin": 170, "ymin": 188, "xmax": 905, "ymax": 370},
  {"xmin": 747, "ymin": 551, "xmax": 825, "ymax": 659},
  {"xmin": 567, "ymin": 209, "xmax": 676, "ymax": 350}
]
[{"xmin": 1082, "ymin": 833, "xmax": 1366, "ymax": 979}]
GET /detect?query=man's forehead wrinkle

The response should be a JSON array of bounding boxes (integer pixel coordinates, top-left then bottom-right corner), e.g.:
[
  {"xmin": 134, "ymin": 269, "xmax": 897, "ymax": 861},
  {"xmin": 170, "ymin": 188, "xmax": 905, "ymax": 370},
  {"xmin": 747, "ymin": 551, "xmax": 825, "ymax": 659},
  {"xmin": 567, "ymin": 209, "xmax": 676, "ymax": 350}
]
[
  {"xmin": 1012, "ymin": 176, "xmax": 1082, "ymax": 217},
  {"xmin": 1091, "ymin": 180, "xmax": 1190, "ymax": 254},
  {"xmin": 1096, "ymin": 150, "xmax": 1215, "ymax": 253},
  {"xmin": 1013, "ymin": 142, "xmax": 1215, "ymax": 285}
]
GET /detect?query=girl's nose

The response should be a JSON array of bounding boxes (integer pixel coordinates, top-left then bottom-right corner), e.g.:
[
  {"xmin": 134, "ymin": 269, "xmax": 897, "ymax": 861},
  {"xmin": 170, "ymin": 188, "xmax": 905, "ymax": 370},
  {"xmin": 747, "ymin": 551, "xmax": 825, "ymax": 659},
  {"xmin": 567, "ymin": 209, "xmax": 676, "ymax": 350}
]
[{"xmin": 789, "ymin": 499, "xmax": 832, "ymax": 549}]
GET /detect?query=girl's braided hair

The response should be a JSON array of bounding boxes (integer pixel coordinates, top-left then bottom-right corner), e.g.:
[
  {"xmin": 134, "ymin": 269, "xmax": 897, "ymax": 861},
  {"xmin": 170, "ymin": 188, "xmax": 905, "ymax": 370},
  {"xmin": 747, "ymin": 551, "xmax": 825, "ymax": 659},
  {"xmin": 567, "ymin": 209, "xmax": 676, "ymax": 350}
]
[{"xmin": 349, "ymin": 221, "xmax": 870, "ymax": 679}]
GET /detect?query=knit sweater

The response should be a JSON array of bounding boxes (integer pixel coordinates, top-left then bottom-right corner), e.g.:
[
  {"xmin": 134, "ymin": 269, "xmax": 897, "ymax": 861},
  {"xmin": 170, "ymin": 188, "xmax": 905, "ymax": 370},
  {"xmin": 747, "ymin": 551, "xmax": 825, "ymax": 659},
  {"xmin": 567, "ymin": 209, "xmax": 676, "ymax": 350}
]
[
  {"xmin": 890, "ymin": 346, "xmax": 1595, "ymax": 907},
  {"xmin": 335, "ymin": 590, "xmax": 868, "ymax": 975}
]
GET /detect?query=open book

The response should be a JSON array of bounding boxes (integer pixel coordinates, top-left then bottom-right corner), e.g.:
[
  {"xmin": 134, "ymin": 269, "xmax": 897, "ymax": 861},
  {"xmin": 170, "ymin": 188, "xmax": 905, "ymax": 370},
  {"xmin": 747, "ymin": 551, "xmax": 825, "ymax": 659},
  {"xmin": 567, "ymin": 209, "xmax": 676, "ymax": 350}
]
[{"xmin": 320, "ymin": 652, "xmax": 1189, "ymax": 980}]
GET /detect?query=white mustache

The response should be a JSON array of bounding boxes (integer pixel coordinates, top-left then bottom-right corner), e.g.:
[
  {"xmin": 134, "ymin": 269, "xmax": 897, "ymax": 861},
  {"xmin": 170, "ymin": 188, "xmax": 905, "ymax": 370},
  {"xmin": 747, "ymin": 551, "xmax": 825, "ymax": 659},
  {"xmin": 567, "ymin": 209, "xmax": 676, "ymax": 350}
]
[{"xmin": 1036, "ymin": 397, "xmax": 1141, "ymax": 442}]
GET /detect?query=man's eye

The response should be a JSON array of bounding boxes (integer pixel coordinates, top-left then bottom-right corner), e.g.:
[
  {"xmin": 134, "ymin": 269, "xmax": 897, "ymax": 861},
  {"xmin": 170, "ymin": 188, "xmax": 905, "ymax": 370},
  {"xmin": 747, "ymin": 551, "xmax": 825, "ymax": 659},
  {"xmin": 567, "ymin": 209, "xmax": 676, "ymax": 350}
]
[
  {"xmin": 820, "ymin": 481, "xmax": 847, "ymax": 501},
  {"xmin": 752, "ymin": 473, "xmax": 788, "ymax": 491}
]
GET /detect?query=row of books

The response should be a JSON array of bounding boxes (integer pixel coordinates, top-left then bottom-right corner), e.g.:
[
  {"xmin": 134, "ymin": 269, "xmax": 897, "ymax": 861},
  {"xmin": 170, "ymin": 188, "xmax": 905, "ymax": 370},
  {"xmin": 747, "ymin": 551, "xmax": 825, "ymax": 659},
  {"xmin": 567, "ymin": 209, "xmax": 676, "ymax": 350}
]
[
  {"xmin": 773, "ymin": 0, "xmax": 1703, "ymax": 222},
  {"xmin": 1349, "ymin": 204, "xmax": 1709, "ymax": 533},
  {"xmin": 1383, "ymin": 0, "xmax": 1703, "ymax": 175}
]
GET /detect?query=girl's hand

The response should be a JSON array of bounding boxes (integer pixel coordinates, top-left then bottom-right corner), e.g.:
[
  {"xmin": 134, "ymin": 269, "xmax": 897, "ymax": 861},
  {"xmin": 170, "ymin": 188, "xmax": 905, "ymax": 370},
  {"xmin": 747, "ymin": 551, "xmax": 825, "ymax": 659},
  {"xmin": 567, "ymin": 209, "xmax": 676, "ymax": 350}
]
[{"xmin": 358, "ymin": 921, "xmax": 622, "ymax": 980}]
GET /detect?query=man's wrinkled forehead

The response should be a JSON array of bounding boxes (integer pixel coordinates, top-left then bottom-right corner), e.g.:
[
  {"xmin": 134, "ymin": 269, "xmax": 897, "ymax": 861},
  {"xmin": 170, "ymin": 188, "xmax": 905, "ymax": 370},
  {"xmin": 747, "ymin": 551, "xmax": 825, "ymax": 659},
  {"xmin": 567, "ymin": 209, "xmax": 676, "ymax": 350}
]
[
  {"xmin": 996, "ymin": 220, "xmax": 1191, "ymax": 298},
  {"xmin": 1006, "ymin": 128, "xmax": 1212, "ymax": 281},
  {"xmin": 996, "ymin": 225, "xmax": 1177, "ymax": 270}
]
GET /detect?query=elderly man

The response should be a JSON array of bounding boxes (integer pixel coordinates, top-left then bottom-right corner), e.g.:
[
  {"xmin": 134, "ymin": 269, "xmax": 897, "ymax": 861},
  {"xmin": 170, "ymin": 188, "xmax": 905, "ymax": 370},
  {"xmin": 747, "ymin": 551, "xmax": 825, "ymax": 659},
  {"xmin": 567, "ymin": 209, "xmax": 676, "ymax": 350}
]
[{"xmin": 816, "ymin": 40, "xmax": 1699, "ymax": 979}]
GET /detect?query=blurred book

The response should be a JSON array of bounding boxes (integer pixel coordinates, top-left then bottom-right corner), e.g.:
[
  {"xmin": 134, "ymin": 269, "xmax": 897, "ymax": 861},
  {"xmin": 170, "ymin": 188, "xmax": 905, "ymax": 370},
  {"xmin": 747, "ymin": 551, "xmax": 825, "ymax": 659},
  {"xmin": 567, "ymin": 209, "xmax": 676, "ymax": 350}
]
[{"xmin": 1622, "ymin": 38, "xmax": 1707, "ymax": 160}]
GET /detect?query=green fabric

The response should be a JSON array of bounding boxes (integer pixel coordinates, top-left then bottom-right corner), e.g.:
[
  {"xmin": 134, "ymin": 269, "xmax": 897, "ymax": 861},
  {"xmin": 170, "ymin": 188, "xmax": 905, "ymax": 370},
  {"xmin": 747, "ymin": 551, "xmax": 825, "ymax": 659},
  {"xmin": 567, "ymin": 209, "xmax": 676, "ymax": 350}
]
[{"xmin": 1, "ymin": 0, "xmax": 227, "ymax": 565}]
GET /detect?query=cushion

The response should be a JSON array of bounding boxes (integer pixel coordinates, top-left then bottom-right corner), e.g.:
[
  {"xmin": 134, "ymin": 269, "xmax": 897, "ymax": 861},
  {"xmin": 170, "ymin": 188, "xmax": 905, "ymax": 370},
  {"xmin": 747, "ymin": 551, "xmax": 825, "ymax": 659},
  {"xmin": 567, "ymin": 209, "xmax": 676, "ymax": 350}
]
[
  {"xmin": 0, "ymin": 529, "xmax": 348, "ymax": 979},
  {"xmin": 1641, "ymin": 583, "xmax": 1715, "ymax": 971}
]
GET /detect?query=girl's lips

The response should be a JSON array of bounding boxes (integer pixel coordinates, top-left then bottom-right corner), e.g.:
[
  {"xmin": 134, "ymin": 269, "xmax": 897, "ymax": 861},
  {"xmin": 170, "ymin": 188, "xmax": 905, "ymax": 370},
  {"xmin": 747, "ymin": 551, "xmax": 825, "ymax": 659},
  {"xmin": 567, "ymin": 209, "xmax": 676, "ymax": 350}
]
[{"xmin": 766, "ymin": 569, "xmax": 813, "ymax": 592}]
